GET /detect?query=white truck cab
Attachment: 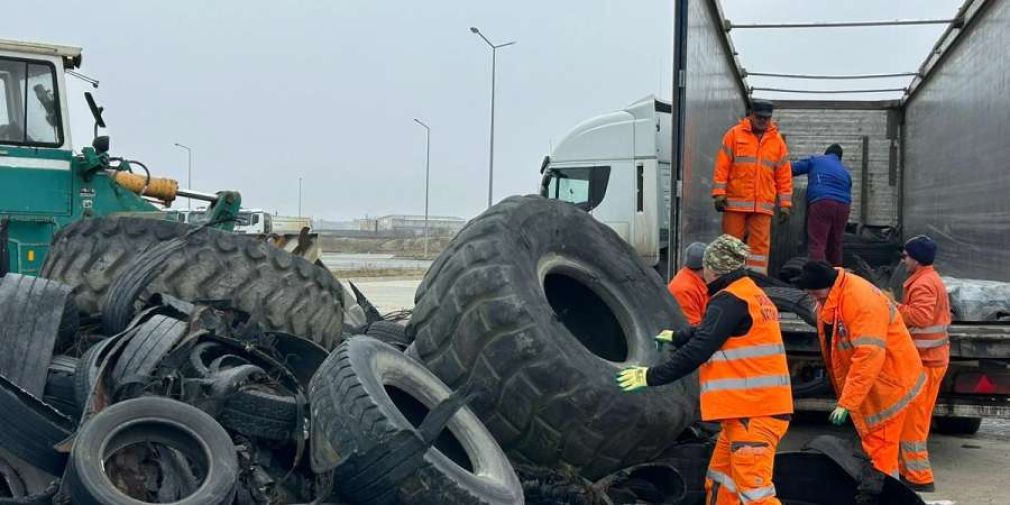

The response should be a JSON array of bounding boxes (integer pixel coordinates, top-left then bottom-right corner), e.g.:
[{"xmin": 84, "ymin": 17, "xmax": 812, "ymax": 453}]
[{"xmin": 540, "ymin": 96, "xmax": 672, "ymax": 270}]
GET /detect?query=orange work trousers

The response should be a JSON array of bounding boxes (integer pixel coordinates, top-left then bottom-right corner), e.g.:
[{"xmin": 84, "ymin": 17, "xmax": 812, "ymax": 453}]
[
  {"xmin": 899, "ymin": 365, "xmax": 947, "ymax": 485},
  {"xmin": 855, "ymin": 407, "xmax": 909, "ymax": 478},
  {"xmin": 705, "ymin": 416, "xmax": 789, "ymax": 505},
  {"xmin": 722, "ymin": 211, "xmax": 772, "ymax": 274}
]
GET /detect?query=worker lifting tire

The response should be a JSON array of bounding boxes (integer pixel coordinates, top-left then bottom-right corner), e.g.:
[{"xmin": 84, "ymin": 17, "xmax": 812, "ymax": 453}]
[
  {"xmin": 405, "ymin": 195, "xmax": 697, "ymax": 480},
  {"xmin": 41, "ymin": 216, "xmax": 345, "ymax": 350}
]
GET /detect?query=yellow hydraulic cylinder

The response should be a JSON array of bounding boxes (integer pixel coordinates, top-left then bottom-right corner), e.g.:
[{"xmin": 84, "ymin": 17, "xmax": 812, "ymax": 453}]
[{"xmin": 112, "ymin": 171, "xmax": 179, "ymax": 205}]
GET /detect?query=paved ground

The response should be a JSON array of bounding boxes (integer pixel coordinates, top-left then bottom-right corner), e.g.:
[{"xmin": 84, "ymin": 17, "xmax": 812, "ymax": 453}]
[{"xmin": 350, "ymin": 276, "xmax": 1010, "ymax": 504}]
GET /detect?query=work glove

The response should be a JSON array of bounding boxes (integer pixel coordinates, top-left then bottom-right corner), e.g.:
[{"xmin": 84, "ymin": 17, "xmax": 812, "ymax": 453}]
[
  {"xmin": 828, "ymin": 405, "xmax": 849, "ymax": 426},
  {"xmin": 777, "ymin": 206, "xmax": 792, "ymax": 224},
  {"xmin": 713, "ymin": 195, "xmax": 728, "ymax": 212},
  {"xmin": 616, "ymin": 366, "xmax": 649, "ymax": 393},
  {"xmin": 654, "ymin": 330, "xmax": 675, "ymax": 350}
]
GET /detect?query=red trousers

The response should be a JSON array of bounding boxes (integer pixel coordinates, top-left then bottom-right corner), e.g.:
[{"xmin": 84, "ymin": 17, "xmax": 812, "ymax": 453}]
[
  {"xmin": 899, "ymin": 366, "xmax": 947, "ymax": 484},
  {"xmin": 722, "ymin": 211, "xmax": 771, "ymax": 274},
  {"xmin": 806, "ymin": 200, "xmax": 850, "ymax": 266},
  {"xmin": 705, "ymin": 416, "xmax": 789, "ymax": 504}
]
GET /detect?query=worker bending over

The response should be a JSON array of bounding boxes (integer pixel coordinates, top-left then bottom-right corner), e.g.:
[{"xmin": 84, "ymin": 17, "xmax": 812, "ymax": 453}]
[
  {"xmin": 619, "ymin": 234, "xmax": 792, "ymax": 504},
  {"xmin": 796, "ymin": 261, "xmax": 925, "ymax": 478},
  {"xmin": 667, "ymin": 242, "xmax": 709, "ymax": 325},
  {"xmin": 791, "ymin": 144, "xmax": 852, "ymax": 266},
  {"xmin": 896, "ymin": 236, "xmax": 950, "ymax": 492},
  {"xmin": 712, "ymin": 99, "xmax": 793, "ymax": 274}
]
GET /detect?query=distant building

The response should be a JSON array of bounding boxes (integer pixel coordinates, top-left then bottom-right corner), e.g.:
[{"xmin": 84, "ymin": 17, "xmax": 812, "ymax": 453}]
[{"xmin": 354, "ymin": 214, "xmax": 466, "ymax": 236}]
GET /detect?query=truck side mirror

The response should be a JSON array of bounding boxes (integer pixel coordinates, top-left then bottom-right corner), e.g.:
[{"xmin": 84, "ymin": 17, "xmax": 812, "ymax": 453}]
[{"xmin": 92, "ymin": 136, "xmax": 110, "ymax": 154}]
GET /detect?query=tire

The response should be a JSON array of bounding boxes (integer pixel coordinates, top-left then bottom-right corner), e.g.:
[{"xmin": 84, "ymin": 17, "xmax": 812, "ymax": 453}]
[
  {"xmin": 310, "ymin": 337, "xmax": 524, "ymax": 505},
  {"xmin": 109, "ymin": 315, "xmax": 186, "ymax": 395},
  {"xmin": 778, "ymin": 256, "xmax": 808, "ymax": 284},
  {"xmin": 74, "ymin": 338, "xmax": 116, "ymax": 413},
  {"xmin": 932, "ymin": 416, "xmax": 982, "ymax": 435},
  {"xmin": 764, "ymin": 286, "xmax": 818, "ymax": 326},
  {"xmin": 0, "ymin": 375, "xmax": 74, "ymax": 475},
  {"xmin": 0, "ymin": 274, "xmax": 77, "ymax": 396},
  {"xmin": 219, "ymin": 388, "xmax": 300, "ymax": 441},
  {"xmin": 66, "ymin": 397, "xmax": 238, "ymax": 505},
  {"xmin": 41, "ymin": 217, "xmax": 344, "ymax": 350},
  {"xmin": 365, "ymin": 320, "xmax": 412, "ymax": 351},
  {"xmin": 406, "ymin": 195, "xmax": 697, "ymax": 480},
  {"xmin": 43, "ymin": 356, "xmax": 79, "ymax": 418},
  {"xmin": 100, "ymin": 237, "xmax": 187, "ymax": 335}
]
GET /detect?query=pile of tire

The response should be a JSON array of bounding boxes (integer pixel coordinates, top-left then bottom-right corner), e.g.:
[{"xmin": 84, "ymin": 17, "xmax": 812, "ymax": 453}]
[{"xmin": 0, "ymin": 197, "xmax": 709, "ymax": 505}]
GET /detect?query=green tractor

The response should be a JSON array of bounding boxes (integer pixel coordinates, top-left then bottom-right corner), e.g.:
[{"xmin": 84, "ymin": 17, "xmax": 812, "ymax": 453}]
[{"xmin": 0, "ymin": 38, "xmax": 240, "ymax": 275}]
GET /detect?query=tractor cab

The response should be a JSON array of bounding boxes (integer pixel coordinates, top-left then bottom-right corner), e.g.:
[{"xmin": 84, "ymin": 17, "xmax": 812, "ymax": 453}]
[{"xmin": 0, "ymin": 39, "xmax": 239, "ymax": 275}]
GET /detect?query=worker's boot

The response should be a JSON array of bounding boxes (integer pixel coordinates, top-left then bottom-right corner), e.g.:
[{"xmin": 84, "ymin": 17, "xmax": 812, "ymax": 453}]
[{"xmin": 900, "ymin": 476, "xmax": 936, "ymax": 493}]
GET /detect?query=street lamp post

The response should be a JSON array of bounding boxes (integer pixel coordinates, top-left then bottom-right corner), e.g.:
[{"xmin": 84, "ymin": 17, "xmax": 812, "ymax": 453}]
[
  {"xmin": 413, "ymin": 118, "xmax": 431, "ymax": 258},
  {"xmin": 298, "ymin": 176, "xmax": 303, "ymax": 217},
  {"xmin": 173, "ymin": 142, "xmax": 192, "ymax": 209},
  {"xmin": 469, "ymin": 27, "xmax": 515, "ymax": 209}
]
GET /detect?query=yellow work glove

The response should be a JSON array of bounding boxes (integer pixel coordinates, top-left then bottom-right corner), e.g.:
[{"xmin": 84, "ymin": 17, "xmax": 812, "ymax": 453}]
[
  {"xmin": 654, "ymin": 330, "xmax": 675, "ymax": 350},
  {"xmin": 616, "ymin": 367, "xmax": 649, "ymax": 393},
  {"xmin": 828, "ymin": 405, "xmax": 849, "ymax": 426}
]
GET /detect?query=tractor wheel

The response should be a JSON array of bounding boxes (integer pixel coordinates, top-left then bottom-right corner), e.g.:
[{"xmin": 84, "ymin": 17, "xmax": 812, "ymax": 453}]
[
  {"xmin": 406, "ymin": 195, "xmax": 697, "ymax": 480},
  {"xmin": 41, "ymin": 217, "xmax": 344, "ymax": 350}
]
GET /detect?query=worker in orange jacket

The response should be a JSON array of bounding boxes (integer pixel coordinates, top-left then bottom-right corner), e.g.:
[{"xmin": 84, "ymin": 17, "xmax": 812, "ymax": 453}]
[
  {"xmin": 620, "ymin": 235, "xmax": 792, "ymax": 504},
  {"xmin": 712, "ymin": 100, "xmax": 793, "ymax": 274},
  {"xmin": 895, "ymin": 236, "xmax": 950, "ymax": 492},
  {"xmin": 668, "ymin": 242, "xmax": 709, "ymax": 325},
  {"xmin": 797, "ymin": 261, "xmax": 925, "ymax": 478}
]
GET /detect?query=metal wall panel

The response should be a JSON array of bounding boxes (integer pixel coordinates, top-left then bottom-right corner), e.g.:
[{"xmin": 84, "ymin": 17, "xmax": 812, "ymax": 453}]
[
  {"xmin": 903, "ymin": 0, "xmax": 1010, "ymax": 280},
  {"xmin": 678, "ymin": 0, "xmax": 749, "ymax": 248},
  {"xmin": 775, "ymin": 108, "xmax": 899, "ymax": 227}
]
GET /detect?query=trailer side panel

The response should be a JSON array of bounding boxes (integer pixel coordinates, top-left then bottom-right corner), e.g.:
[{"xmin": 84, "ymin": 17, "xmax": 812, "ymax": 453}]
[{"xmin": 903, "ymin": 0, "xmax": 1010, "ymax": 280}]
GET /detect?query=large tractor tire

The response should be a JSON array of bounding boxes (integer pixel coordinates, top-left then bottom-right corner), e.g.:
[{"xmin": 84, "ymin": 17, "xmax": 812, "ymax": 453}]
[
  {"xmin": 41, "ymin": 217, "xmax": 344, "ymax": 350},
  {"xmin": 406, "ymin": 195, "xmax": 697, "ymax": 480}
]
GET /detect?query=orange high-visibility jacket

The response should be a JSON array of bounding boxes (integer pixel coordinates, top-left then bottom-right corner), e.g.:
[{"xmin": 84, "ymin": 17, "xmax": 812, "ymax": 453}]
[
  {"xmin": 699, "ymin": 276, "xmax": 793, "ymax": 421},
  {"xmin": 817, "ymin": 269, "xmax": 926, "ymax": 434},
  {"xmin": 668, "ymin": 267, "xmax": 709, "ymax": 326},
  {"xmin": 712, "ymin": 118, "xmax": 793, "ymax": 215},
  {"xmin": 899, "ymin": 265, "xmax": 951, "ymax": 368}
]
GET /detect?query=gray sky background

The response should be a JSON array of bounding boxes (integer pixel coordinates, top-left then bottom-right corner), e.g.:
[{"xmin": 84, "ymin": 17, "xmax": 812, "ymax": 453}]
[{"xmin": 6, "ymin": 0, "xmax": 961, "ymax": 221}]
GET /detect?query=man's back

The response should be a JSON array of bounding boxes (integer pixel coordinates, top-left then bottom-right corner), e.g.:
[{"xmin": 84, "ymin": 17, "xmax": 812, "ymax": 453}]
[{"xmin": 792, "ymin": 154, "xmax": 852, "ymax": 205}]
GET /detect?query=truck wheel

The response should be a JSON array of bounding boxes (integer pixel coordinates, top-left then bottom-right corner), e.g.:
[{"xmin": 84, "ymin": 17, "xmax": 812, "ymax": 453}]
[
  {"xmin": 65, "ymin": 397, "xmax": 238, "ymax": 505},
  {"xmin": 932, "ymin": 416, "xmax": 982, "ymax": 435},
  {"xmin": 406, "ymin": 195, "xmax": 696, "ymax": 480},
  {"xmin": 310, "ymin": 337, "xmax": 523, "ymax": 505},
  {"xmin": 41, "ymin": 217, "xmax": 344, "ymax": 350}
]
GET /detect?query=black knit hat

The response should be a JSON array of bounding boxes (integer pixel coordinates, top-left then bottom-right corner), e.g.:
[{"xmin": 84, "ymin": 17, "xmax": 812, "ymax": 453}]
[
  {"xmin": 903, "ymin": 235, "xmax": 937, "ymax": 265},
  {"xmin": 751, "ymin": 99, "xmax": 774, "ymax": 118},
  {"xmin": 795, "ymin": 260, "xmax": 839, "ymax": 290},
  {"xmin": 825, "ymin": 144, "xmax": 843, "ymax": 159}
]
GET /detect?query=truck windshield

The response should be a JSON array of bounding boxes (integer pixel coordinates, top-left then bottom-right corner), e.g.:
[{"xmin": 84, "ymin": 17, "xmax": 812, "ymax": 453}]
[
  {"xmin": 542, "ymin": 166, "xmax": 611, "ymax": 211},
  {"xmin": 0, "ymin": 58, "xmax": 61, "ymax": 147}
]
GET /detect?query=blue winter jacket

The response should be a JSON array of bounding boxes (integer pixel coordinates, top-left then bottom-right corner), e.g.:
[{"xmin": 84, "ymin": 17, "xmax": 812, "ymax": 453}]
[{"xmin": 791, "ymin": 154, "xmax": 852, "ymax": 205}]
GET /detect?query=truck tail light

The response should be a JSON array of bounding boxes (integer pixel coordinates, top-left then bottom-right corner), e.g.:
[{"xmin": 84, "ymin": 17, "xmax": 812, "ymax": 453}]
[{"xmin": 954, "ymin": 372, "xmax": 1010, "ymax": 395}]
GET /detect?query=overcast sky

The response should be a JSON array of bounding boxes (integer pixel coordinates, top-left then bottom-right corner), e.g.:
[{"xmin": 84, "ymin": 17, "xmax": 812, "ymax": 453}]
[{"xmin": 6, "ymin": 0, "xmax": 961, "ymax": 221}]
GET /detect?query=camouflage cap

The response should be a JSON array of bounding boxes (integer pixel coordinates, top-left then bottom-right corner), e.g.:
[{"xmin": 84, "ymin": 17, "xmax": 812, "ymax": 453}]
[{"xmin": 703, "ymin": 234, "xmax": 750, "ymax": 275}]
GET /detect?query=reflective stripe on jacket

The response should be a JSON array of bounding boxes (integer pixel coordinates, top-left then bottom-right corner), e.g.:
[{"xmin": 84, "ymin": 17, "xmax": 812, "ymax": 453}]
[
  {"xmin": 899, "ymin": 265, "xmax": 951, "ymax": 368},
  {"xmin": 668, "ymin": 267, "xmax": 709, "ymax": 326},
  {"xmin": 699, "ymin": 276, "xmax": 793, "ymax": 421},
  {"xmin": 817, "ymin": 269, "xmax": 925, "ymax": 434},
  {"xmin": 712, "ymin": 118, "xmax": 793, "ymax": 215}
]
